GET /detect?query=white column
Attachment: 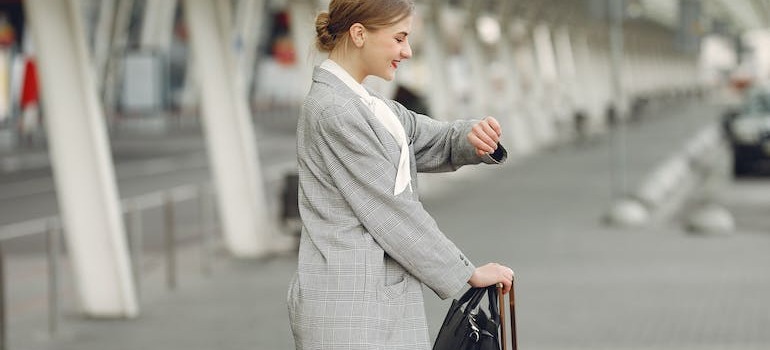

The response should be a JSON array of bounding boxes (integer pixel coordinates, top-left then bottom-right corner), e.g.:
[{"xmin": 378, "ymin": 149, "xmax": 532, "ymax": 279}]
[
  {"xmin": 586, "ymin": 32, "xmax": 612, "ymax": 133},
  {"xmin": 92, "ymin": 0, "xmax": 116, "ymax": 89},
  {"xmin": 462, "ymin": 2, "xmax": 489, "ymax": 117},
  {"xmin": 184, "ymin": 0, "xmax": 276, "ymax": 257},
  {"xmin": 532, "ymin": 23, "xmax": 558, "ymax": 145},
  {"xmin": 512, "ymin": 26, "xmax": 545, "ymax": 151},
  {"xmin": 571, "ymin": 30, "xmax": 599, "ymax": 134},
  {"xmin": 624, "ymin": 43, "xmax": 638, "ymax": 109},
  {"xmin": 234, "ymin": 0, "xmax": 266, "ymax": 97},
  {"xmin": 553, "ymin": 26, "xmax": 577, "ymax": 137},
  {"xmin": 24, "ymin": 0, "xmax": 138, "ymax": 318},
  {"xmin": 140, "ymin": 0, "xmax": 178, "ymax": 50},
  {"xmin": 422, "ymin": 0, "xmax": 453, "ymax": 120},
  {"xmin": 0, "ymin": 50, "xmax": 10, "ymax": 123},
  {"xmin": 287, "ymin": 0, "xmax": 316, "ymax": 96},
  {"xmin": 102, "ymin": 0, "xmax": 136, "ymax": 118},
  {"xmin": 497, "ymin": 5, "xmax": 533, "ymax": 156}
]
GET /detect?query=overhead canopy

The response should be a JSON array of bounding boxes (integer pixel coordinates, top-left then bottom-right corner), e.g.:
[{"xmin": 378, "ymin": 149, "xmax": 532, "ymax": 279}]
[{"xmin": 641, "ymin": 0, "xmax": 770, "ymax": 34}]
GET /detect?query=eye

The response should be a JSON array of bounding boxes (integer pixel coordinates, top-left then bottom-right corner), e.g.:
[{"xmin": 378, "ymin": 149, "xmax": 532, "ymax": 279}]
[{"xmin": 395, "ymin": 38, "xmax": 404, "ymax": 43}]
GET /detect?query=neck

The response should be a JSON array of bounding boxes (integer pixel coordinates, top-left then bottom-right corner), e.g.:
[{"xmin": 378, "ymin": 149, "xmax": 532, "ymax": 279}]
[{"xmin": 328, "ymin": 49, "xmax": 366, "ymax": 83}]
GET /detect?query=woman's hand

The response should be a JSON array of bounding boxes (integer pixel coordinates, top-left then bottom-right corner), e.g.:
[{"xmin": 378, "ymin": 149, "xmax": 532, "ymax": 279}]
[
  {"xmin": 468, "ymin": 262, "xmax": 515, "ymax": 294},
  {"xmin": 467, "ymin": 117, "xmax": 502, "ymax": 157}
]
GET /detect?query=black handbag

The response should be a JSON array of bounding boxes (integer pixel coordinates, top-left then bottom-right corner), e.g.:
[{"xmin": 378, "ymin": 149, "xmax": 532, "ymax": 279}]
[
  {"xmin": 434, "ymin": 283, "xmax": 517, "ymax": 350},
  {"xmin": 433, "ymin": 286, "xmax": 501, "ymax": 350}
]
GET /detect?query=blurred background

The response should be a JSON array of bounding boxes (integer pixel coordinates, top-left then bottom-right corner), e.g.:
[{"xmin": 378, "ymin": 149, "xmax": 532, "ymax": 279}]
[{"xmin": 0, "ymin": 0, "xmax": 769, "ymax": 349}]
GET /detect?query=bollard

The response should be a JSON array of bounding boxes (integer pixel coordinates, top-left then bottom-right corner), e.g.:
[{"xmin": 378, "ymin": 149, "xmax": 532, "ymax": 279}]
[
  {"xmin": 127, "ymin": 201, "xmax": 144, "ymax": 302},
  {"xmin": 0, "ymin": 242, "xmax": 5, "ymax": 350},
  {"xmin": 46, "ymin": 221, "xmax": 60, "ymax": 336},
  {"xmin": 198, "ymin": 186, "xmax": 212, "ymax": 276},
  {"xmin": 164, "ymin": 194, "xmax": 176, "ymax": 290}
]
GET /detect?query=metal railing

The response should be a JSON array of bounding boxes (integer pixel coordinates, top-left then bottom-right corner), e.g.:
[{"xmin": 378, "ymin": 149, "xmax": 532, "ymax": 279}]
[{"xmin": 0, "ymin": 182, "xmax": 219, "ymax": 350}]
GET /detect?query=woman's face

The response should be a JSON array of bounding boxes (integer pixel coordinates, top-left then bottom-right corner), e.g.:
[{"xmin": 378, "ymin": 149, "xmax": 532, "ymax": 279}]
[{"xmin": 361, "ymin": 15, "xmax": 413, "ymax": 81}]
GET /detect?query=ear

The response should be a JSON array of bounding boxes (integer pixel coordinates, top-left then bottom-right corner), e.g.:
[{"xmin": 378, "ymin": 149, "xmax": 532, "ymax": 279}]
[{"xmin": 349, "ymin": 23, "xmax": 366, "ymax": 48}]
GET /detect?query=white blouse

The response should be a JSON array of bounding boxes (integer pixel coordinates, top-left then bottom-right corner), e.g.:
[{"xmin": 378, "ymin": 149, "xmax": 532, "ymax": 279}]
[{"xmin": 319, "ymin": 59, "xmax": 412, "ymax": 195}]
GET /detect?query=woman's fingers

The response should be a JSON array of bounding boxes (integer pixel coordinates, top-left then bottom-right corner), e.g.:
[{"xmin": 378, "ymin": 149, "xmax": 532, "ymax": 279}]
[
  {"xmin": 469, "ymin": 263, "xmax": 515, "ymax": 294},
  {"xmin": 499, "ymin": 275, "xmax": 512, "ymax": 294},
  {"xmin": 473, "ymin": 124, "xmax": 497, "ymax": 149},
  {"xmin": 499, "ymin": 266, "xmax": 514, "ymax": 294},
  {"xmin": 468, "ymin": 133, "xmax": 495, "ymax": 153},
  {"xmin": 468, "ymin": 117, "xmax": 503, "ymax": 154},
  {"xmin": 484, "ymin": 116, "xmax": 502, "ymax": 137}
]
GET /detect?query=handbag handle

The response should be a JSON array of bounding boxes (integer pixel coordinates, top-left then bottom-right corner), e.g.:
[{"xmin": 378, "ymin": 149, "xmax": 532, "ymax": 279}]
[
  {"xmin": 486, "ymin": 286, "xmax": 500, "ymax": 325},
  {"xmin": 459, "ymin": 287, "xmax": 488, "ymax": 314},
  {"xmin": 457, "ymin": 286, "xmax": 484, "ymax": 307}
]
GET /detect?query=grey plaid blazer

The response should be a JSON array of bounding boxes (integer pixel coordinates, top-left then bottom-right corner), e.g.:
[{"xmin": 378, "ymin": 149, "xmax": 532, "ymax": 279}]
[{"xmin": 287, "ymin": 67, "xmax": 507, "ymax": 349}]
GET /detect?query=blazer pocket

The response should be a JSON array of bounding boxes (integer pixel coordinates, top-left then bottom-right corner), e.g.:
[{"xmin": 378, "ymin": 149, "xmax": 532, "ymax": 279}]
[{"xmin": 378, "ymin": 274, "xmax": 408, "ymax": 301}]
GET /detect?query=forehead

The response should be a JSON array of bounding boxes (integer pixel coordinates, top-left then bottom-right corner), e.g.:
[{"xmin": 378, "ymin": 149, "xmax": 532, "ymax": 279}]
[{"xmin": 384, "ymin": 15, "xmax": 413, "ymax": 34}]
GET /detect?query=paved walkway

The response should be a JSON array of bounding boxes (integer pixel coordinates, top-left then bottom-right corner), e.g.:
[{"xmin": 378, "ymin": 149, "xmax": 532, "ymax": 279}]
[{"xmin": 7, "ymin": 97, "xmax": 770, "ymax": 350}]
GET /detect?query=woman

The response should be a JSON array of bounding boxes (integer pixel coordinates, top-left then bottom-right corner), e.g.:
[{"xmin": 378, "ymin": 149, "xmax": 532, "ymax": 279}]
[{"xmin": 287, "ymin": 0, "xmax": 515, "ymax": 348}]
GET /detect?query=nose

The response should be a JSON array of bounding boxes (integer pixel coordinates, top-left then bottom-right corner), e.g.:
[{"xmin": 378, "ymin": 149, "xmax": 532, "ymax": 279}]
[{"xmin": 401, "ymin": 42, "xmax": 412, "ymax": 59}]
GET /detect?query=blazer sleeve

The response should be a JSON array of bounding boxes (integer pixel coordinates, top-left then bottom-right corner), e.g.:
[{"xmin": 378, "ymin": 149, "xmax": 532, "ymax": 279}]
[
  {"xmin": 314, "ymin": 105, "xmax": 475, "ymax": 299},
  {"xmin": 386, "ymin": 100, "xmax": 507, "ymax": 173}
]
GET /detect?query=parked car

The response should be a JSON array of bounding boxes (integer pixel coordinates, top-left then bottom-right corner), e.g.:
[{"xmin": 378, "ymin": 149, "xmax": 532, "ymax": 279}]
[{"xmin": 722, "ymin": 84, "xmax": 770, "ymax": 176}]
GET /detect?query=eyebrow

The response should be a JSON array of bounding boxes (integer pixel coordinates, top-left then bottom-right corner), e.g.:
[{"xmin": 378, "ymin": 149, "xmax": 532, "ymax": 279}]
[{"xmin": 396, "ymin": 32, "xmax": 409, "ymax": 37}]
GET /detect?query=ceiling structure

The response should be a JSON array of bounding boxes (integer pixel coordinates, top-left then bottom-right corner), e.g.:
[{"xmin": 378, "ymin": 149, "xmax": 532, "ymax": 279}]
[
  {"xmin": 449, "ymin": 0, "xmax": 770, "ymax": 36},
  {"xmin": 640, "ymin": 0, "xmax": 770, "ymax": 34}
]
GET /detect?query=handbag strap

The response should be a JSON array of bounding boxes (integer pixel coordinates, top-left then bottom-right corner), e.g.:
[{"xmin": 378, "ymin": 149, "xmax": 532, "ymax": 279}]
[
  {"xmin": 457, "ymin": 286, "xmax": 483, "ymax": 306},
  {"xmin": 485, "ymin": 286, "xmax": 500, "ymax": 324},
  {"xmin": 463, "ymin": 287, "xmax": 488, "ymax": 312}
]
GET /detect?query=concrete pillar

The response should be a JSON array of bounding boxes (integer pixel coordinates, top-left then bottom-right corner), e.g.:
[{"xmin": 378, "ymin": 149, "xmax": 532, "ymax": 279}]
[
  {"xmin": 609, "ymin": 0, "xmax": 627, "ymax": 120},
  {"xmin": 553, "ymin": 26, "xmax": 577, "ymax": 137},
  {"xmin": 92, "ymin": 0, "xmax": 116, "ymax": 89},
  {"xmin": 608, "ymin": 0, "xmax": 629, "ymax": 199},
  {"xmin": 234, "ymin": 0, "xmax": 266, "ymax": 98},
  {"xmin": 140, "ymin": 0, "xmax": 178, "ymax": 50},
  {"xmin": 587, "ymin": 30, "xmax": 612, "ymax": 132},
  {"xmin": 102, "ymin": 0, "xmax": 135, "ymax": 119},
  {"xmin": 512, "ymin": 24, "xmax": 545, "ymax": 151},
  {"xmin": 24, "ymin": 0, "xmax": 138, "ymax": 317},
  {"xmin": 133, "ymin": 0, "xmax": 177, "ymax": 127},
  {"xmin": 422, "ymin": 0, "xmax": 454, "ymax": 120},
  {"xmin": 531, "ymin": 23, "xmax": 558, "ymax": 145},
  {"xmin": 0, "ymin": 50, "xmax": 10, "ymax": 125},
  {"xmin": 462, "ymin": 2, "xmax": 490, "ymax": 117},
  {"xmin": 571, "ymin": 30, "xmax": 595, "ymax": 130},
  {"xmin": 497, "ymin": 3, "xmax": 533, "ymax": 155},
  {"xmin": 623, "ymin": 35, "xmax": 639, "ymax": 100},
  {"xmin": 287, "ymin": 0, "xmax": 316, "ymax": 96},
  {"xmin": 184, "ymin": 0, "xmax": 276, "ymax": 257}
]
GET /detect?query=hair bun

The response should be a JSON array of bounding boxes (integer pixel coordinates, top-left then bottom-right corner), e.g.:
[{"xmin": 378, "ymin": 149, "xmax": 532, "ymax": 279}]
[{"xmin": 315, "ymin": 12, "xmax": 336, "ymax": 52}]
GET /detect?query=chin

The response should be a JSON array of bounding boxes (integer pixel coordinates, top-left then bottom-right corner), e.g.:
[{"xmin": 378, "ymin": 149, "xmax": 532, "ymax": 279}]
[{"xmin": 374, "ymin": 73, "xmax": 395, "ymax": 81}]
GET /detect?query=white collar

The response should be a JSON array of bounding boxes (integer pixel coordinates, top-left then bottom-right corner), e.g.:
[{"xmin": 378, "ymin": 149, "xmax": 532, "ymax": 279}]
[
  {"xmin": 319, "ymin": 59, "xmax": 372, "ymax": 99},
  {"xmin": 319, "ymin": 59, "xmax": 412, "ymax": 195}
]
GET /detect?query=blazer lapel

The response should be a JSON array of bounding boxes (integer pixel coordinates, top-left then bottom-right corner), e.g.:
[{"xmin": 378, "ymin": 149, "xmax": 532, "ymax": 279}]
[{"xmin": 312, "ymin": 67, "xmax": 402, "ymax": 166}]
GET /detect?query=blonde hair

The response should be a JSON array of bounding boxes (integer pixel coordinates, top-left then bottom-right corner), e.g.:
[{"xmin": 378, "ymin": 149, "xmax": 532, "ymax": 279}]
[{"xmin": 315, "ymin": 0, "xmax": 415, "ymax": 52}]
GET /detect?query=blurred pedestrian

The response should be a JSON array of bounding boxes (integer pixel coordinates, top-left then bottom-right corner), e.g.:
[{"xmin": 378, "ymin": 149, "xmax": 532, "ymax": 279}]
[
  {"xmin": 18, "ymin": 55, "xmax": 40, "ymax": 145},
  {"xmin": 286, "ymin": 0, "xmax": 514, "ymax": 349}
]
